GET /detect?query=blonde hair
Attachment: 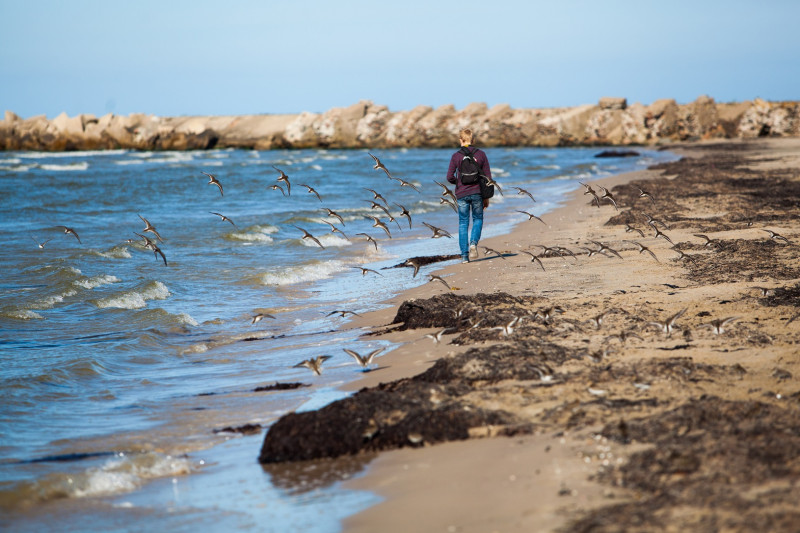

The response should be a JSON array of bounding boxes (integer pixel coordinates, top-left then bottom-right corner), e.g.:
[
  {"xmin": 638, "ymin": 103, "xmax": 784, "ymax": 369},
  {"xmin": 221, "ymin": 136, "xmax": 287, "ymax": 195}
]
[{"xmin": 459, "ymin": 128, "xmax": 474, "ymax": 145}]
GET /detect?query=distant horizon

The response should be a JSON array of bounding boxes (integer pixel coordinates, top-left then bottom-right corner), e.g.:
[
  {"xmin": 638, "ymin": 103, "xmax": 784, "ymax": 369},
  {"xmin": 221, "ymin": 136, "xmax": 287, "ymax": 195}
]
[{"xmin": 2, "ymin": 1, "xmax": 798, "ymax": 120}]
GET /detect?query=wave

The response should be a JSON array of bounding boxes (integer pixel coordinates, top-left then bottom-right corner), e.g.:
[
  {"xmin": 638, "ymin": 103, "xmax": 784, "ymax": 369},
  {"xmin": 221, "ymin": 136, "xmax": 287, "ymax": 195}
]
[
  {"xmin": 306, "ymin": 233, "xmax": 351, "ymax": 248},
  {"xmin": 258, "ymin": 260, "xmax": 345, "ymax": 286},
  {"xmin": 91, "ymin": 245, "xmax": 133, "ymax": 259},
  {"xmin": 93, "ymin": 281, "xmax": 170, "ymax": 309},
  {"xmin": 0, "ymin": 164, "xmax": 33, "ymax": 172},
  {"xmin": 0, "ymin": 157, "xmax": 21, "ymax": 164},
  {"xmin": 73, "ymin": 274, "xmax": 120, "ymax": 290},
  {"xmin": 39, "ymin": 162, "xmax": 89, "ymax": 171},
  {"xmin": 0, "ymin": 451, "xmax": 195, "ymax": 509},
  {"xmin": 114, "ymin": 159, "xmax": 144, "ymax": 166},
  {"xmin": 0, "ymin": 309, "xmax": 44, "ymax": 320},
  {"xmin": 16, "ymin": 149, "xmax": 127, "ymax": 159},
  {"xmin": 227, "ymin": 224, "xmax": 278, "ymax": 244}
]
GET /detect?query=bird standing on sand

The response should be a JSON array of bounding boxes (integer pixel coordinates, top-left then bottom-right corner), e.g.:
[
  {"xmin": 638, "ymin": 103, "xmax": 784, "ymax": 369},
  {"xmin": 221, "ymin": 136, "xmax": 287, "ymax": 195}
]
[
  {"xmin": 272, "ymin": 166, "xmax": 291, "ymax": 195},
  {"xmin": 293, "ymin": 355, "xmax": 332, "ymax": 376},
  {"xmin": 55, "ymin": 225, "xmax": 81, "ymax": 244},
  {"xmin": 292, "ymin": 225, "xmax": 325, "ymax": 249},
  {"xmin": 201, "ymin": 171, "xmax": 223, "ymax": 196}
]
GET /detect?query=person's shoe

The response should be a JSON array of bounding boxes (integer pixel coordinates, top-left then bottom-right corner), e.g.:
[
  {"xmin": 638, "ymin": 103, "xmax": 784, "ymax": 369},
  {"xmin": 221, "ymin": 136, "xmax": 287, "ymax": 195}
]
[
  {"xmin": 469, "ymin": 244, "xmax": 478, "ymax": 260},
  {"xmin": 461, "ymin": 256, "xmax": 470, "ymax": 264}
]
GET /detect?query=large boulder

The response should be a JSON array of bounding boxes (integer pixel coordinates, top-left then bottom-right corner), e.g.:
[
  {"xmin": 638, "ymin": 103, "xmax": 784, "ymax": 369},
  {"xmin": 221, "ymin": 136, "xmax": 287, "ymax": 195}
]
[{"xmin": 599, "ymin": 97, "xmax": 627, "ymax": 110}]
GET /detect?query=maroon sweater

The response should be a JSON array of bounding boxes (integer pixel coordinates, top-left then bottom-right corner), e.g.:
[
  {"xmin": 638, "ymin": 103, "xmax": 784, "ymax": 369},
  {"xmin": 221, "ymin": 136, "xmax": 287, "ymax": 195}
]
[{"xmin": 446, "ymin": 146, "xmax": 492, "ymax": 199}]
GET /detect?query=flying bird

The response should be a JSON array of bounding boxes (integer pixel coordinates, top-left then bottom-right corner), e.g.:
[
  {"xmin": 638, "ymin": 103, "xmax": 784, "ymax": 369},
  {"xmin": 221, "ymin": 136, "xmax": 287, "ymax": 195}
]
[
  {"xmin": 344, "ymin": 348, "xmax": 384, "ymax": 371},
  {"xmin": 299, "ymin": 183, "xmax": 322, "ymax": 202},
  {"xmin": 272, "ymin": 166, "xmax": 291, "ymax": 195},
  {"xmin": 510, "ymin": 186, "xmax": 535, "ymax": 202},
  {"xmin": 201, "ymin": 171, "xmax": 223, "ymax": 196},
  {"xmin": 138, "ymin": 214, "xmax": 164, "ymax": 242},
  {"xmin": 356, "ymin": 232, "xmax": 379, "ymax": 251},
  {"xmin": 394, "ymin": 203, "xmax": 412, "ymax": 229},
  {"xmin": 210, "ymin": 212, "xmax": 236, "ymax": 227},
  {"xmin": 30, "ymin": 236, "xmax": 53, "ymax": 249},
  {"xmin": 292, "ymin": 225, "xmax": 325, "ymax": 249},
  {"xmin": 55, "ymin": 225, "xmax": 81, "ymax": 244},
  {"xmin": 293, "ymin": 355, "xmax": 332, "ymax": 376},
  {"xmin": 368, "ymin": 152, "xmax": 394, "ymax": 179}
]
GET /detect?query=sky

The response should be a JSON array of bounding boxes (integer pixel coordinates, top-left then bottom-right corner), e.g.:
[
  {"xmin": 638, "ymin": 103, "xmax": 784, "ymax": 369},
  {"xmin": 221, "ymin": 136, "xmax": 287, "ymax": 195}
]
[{"xmin": 1, "ymin": 0, "xmax": 798, "ymax": 119}]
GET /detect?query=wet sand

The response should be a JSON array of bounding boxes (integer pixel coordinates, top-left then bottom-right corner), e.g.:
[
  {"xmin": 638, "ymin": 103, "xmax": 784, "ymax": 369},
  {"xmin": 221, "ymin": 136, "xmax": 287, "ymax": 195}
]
[{"xmin": 261, "ymin": 138, "xmax": 800, "ymax": 532}]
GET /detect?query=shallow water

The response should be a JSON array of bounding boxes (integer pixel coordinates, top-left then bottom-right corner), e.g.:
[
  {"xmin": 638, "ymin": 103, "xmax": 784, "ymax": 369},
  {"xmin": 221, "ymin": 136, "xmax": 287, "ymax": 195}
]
[{"xmin": 0, "ymin": 146, "xmax": 675, "ymax": 530}]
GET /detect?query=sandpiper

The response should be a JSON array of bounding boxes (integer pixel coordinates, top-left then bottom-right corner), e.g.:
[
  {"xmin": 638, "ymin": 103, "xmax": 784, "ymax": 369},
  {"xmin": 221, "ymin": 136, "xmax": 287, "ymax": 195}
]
[
  {"xmin": 700, "ymin": 316, "xmax": 740, "ymax": 335},
  {"xmin": 424, "ymin": 327, "xmax": 450, "ymax": 343},
  {"xmin": 403, "ymin": 258, "xmax": 422, "ymax": 277},
  {"xmin": 580, "ymin": 181, "xmax": 601, "ymax": 207},
  {"xmin": 520, "ymin": 250, "xmax": 546, "ymax": 271},
  {"xmin": 55, "ymin": 225, "xmax": 81, "ymax": 244},
  {"xmin": 510, "ymin": 186, "xmax": 535, "ymax": 202},
  {"xmin": 344, "ymin": 347, "xmax": 384, "ymax": 370},
  {"xmin": 352, "ymin": 266, "xmax": 383, "ymax": 276},
  {"xmin": 516, "ymin": 210, "xmax": 546, "ymax": 225},
  {"xmin": 481, "ymin": 246, "xmax": 507, "ymax": 260},
  {"xmin": 637, "ymin": 187, "xmax": 656, "ymax": 204},
  {"xmin": 201, "ymin": 171, "xmax": 223, "ymax": 196},
  {"xmin": 439, "ymin": 197, "xmax": 457, "ymax": 212},
  {"xmin": 366, "ymin": 215, "xmax": 392, "ymax": 238},
  {"xmin": 589, "ymin": 240, "xmax": 623, "ymax": 259},
  {"xmin": 299, "ymin": 183, "xmax": 322, "ymax": 201},
  {"xmin": 429, "ymin": 274, "xmax": 451, "ymax": 290},
  {"xmin": 483, "ymin": 176, "xmax": 503, "ymax": 195},
  {"xmin": 434, "ymin": 180, "xmax": 457, "ymax": 202},
  {"xmin": 652, "ymin": 226, "xmax": 674, "ymax": 245},
  {"xmin": 368, "ymin": 152, "xmax": 394, "ymax": 179},
  {"xmin": 135, "ymin": 232, "xmax": 167, "ymax": 266},
  {"xmin": 694, "ymin": 234, "xmax": 720, "ymax": 248},
  {"xmin": 363, "ymin": 188, "xmax": 389, "ymax": 207},
  {"xmin": 672, "ymin": 247, "xmax": 698, "ymax": 264},
  {"xmin": 422, "ymin": 221, "xmax": 452, "ymax": 239},
  {"xmin": 30, "ymin": 236, "xmax": 52, "ymax": 249},
  {"xmin": 588, "ymin": 308, "xmax": 620, "ymax": 329},
  {"xmin": 210, "ymin": 212, "xmax": 236, "ymax": 227},
  {"xmin": 292, "ymin": 225, "xmax": 325, "ymax": 249},
  {"xmin": 762, "ymin": 229, "xmax": 792, "ymax": 244},
  {"xmin": 605, "ymin": 329, "xmax": 643, "ymax": 344},
  {"xmin": 326, "ymin": 309, "xmax": 362, "ymax": 318},
  {"xmin": 751, "ymin": 286, "xmax": 776, "ymax": 297},
  {"xmin": 251, "ymin": 312, "xmax": 276, "ymax": 324},
  {"xmin": 395, "ymin": 177, "xmax": 421, "ymax": 192},
  {"xmin": 293, "ymin": 355, "xmax": 332, "ymax": 376},
  {"xmin": 320, "ymin": 207, "xmax": 345, "ymax": 225},
  {"xmin": 646, "ymin": 307, "xmax": 688, "ymax": 336},
  {"xmin": 536, "ymin": 306, "xmax": 564, "ymax": 324},
  {"xmin": 272, "ymin": 166, "xmax": 291, "ymax": 195},
  {"xmin": 643, "ymin": 212, "xmax": 669, "ymax": 230},
  {"xmin": 624, "ymin": 224, "xmax": 645, "ymax": 237},
  {"xmin": 624, "ymin": 240, "xmax": 659, "ymax": 262},
  {"xmin": 393, "ymin": 203, "xmax": 412, "ymax": 229},
  {"xmin": 269, "ymin": 184, "xmax": 286, "ymax": 196},
  {"xmin": 356, "ymin": 232, "xmax": 379, "ymax": 251},
  {"xmin": 323, "ymin": 221, "xmax": 349, "ymax": 240},
  {"xmin": 492, "ymin": 316, "xmax": 521, "ymax": 336},
  {"xmin": 597, "ymin": 186, "xmax": 618, "ymax": 210},
  {"xmin": 138, "ymin": 214, "xmax": 164, "ymax": 242}
]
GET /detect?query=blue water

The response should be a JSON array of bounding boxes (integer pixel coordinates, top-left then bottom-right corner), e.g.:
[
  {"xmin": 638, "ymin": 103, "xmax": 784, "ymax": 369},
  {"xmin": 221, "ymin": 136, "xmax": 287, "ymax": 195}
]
[{"xmin": 0, "ymin": 146, "xmax": 675, "ymax": 530}]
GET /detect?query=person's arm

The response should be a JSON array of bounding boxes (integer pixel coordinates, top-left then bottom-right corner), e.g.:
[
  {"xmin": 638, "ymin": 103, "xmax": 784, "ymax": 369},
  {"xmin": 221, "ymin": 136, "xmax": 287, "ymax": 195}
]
[{"xmin": 446, "ymin": 153, "xmax": 459, "ymax": 184}]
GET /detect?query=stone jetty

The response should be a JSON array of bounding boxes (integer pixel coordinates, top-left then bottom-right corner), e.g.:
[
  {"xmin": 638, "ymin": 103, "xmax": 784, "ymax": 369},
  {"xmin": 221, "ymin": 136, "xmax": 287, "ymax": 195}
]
[{"xmin": 2, "ymin": 96, "xmax": 798, "ymax": 151}]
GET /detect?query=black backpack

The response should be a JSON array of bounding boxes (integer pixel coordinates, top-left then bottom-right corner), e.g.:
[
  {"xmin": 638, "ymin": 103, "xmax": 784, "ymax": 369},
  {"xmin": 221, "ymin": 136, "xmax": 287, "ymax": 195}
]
[{"xmin": 458, "ymin": 147, "xmax": 483, "ymax": 185}]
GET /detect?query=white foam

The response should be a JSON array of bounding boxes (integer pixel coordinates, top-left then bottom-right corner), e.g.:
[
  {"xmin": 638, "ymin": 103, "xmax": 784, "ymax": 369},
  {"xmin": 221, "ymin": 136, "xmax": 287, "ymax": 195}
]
[
  {"xmin": 18, "ymin": 149, "xmax": 127, "ymax": 159},
  {"xmin": 114, "ymin": 159, "xmax": 144, "ymax": 166},
  {"xmin": 0, "ymin": 157, "xmax": 21, "ymax": 164},
  {"xmin": 39, "ymin": 162, "xmax": 89, "ymax": 171},
  {"xmin": 31, "ymin": 290, "xmax": 78, "ymax": 310},
  {"xmin": 73, "ymin": 274, "xmax": 120, "ymax": 290},
  {"xmin": 93, "ymin": 246, "xmax": 133, "ymax": 259},
  {"xmin": 307, "ymin": 233, "xmax": 351, "ymax": 248},
  {"xmin": 310, "ymin": 164, "xmax": 322, "ymax": 171},
  {"xmin": 229, "ymin": 231, "xmax": 274, "ymax": 243},
  {"xmin": 259, "ymin": 260, "xmax": 345, "ymax": 286},
  {"xmin": 94, "ymin": 281, "xmax": 170, "ymax": 309},
  {"xmin": 2, "ymin": 309, "xmax": 44, "ymax": 320},
  {"xmin": 175, "ymin": 313, "xmax": 199, "ymax": 327}
]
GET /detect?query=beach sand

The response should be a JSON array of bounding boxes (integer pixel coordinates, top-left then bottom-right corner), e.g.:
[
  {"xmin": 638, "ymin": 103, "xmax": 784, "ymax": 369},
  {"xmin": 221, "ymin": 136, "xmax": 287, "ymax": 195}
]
[{"xmin": 261, "ymin": 138, "xmax": 800, "ymax": 532}]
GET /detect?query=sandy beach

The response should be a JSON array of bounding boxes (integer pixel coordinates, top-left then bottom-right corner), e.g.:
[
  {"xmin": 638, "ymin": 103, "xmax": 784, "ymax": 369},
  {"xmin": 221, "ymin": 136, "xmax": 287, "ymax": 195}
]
[{"xmin": 258, "ymin": 138, "xmax": 800, "ymax": 532}]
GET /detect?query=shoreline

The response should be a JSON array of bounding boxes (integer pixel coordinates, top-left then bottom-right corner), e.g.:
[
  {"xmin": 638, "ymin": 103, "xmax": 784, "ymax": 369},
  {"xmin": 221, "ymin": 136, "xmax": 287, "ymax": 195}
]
[{"xmin": 306, "ymin": 138, "xmax": 800, "ymax": 531}]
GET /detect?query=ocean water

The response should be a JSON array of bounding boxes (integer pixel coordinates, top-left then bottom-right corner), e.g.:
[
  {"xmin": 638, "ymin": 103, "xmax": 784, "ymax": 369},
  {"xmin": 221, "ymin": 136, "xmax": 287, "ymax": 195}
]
[{"xmin": 0, "ymin": 146, "xmax": 676, "ymax": 531}]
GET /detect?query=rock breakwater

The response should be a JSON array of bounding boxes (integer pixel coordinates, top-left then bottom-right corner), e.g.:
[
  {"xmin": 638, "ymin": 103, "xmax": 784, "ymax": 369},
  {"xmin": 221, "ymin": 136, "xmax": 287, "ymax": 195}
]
[{"xmin": 2, "ymin": 96, "xmax": 798, "ymax": 151}]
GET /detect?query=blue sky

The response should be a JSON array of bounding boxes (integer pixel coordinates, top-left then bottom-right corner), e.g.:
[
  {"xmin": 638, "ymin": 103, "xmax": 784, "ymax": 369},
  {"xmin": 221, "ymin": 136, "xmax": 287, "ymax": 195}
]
[{"xmin": 1, "ymin": 0, "xmax": 798, "ymax": 118}]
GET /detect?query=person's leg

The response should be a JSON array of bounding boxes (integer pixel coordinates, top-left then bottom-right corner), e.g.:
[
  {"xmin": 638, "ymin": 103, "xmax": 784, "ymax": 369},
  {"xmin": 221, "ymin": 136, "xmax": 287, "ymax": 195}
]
[
  {"xmin": 457, "ymin": 196, "xmax": 471, "ymax": 261},
  {"xmin": 469, "ymin": 193, "xmax": 484, "ymax": 247}
]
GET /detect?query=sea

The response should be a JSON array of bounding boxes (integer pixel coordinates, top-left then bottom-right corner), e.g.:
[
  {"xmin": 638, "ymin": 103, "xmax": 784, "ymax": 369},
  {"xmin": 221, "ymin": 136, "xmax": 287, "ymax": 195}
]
[{"xmin": 0, "ymin": 145, "xmax": 676, "ymax": 531}]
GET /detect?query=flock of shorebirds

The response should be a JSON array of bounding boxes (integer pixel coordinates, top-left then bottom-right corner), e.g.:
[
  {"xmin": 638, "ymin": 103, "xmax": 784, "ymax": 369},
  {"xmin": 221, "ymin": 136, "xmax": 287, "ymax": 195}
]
[{"xmin": 30, "ymin": 151, "xmax": 797, "ymax": 378}]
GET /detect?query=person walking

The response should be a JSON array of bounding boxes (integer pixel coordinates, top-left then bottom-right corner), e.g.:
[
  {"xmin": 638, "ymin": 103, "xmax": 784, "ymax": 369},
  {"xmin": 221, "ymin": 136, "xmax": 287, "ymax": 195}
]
[{"xmin": 446, "ymin": 128, "xmax": 492, "ymax": 263}]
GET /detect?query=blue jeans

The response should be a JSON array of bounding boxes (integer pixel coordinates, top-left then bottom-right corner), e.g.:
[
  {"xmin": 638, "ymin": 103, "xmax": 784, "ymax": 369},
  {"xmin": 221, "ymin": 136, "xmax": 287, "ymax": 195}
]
[{"xmin": 457, "ymin": 193, "xmax": 484, "ymax": 259}]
